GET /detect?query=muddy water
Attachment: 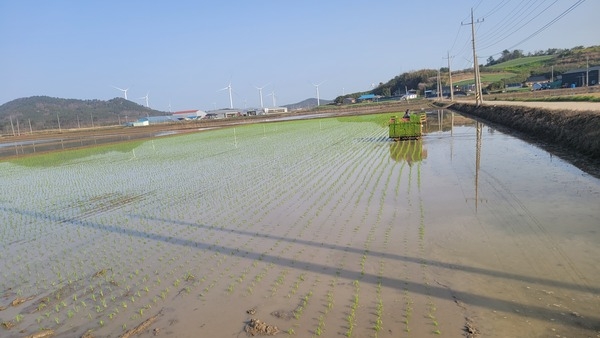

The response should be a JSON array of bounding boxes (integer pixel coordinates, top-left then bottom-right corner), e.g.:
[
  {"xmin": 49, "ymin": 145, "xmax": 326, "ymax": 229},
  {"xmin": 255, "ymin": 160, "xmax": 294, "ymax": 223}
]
[{"xmin": 0, "ymin": 110, "xmax": 599, "ymax": 338}]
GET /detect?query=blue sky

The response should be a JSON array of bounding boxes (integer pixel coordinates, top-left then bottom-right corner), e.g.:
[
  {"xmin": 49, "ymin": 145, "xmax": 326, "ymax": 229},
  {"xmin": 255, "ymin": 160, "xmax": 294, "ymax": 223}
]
[{"xmin": 1, "ymin": 0, "xmax": 597, "ymax": 112}]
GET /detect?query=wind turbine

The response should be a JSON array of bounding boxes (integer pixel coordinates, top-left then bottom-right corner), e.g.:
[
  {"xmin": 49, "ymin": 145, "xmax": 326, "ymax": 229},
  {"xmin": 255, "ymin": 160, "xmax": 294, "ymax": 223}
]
[
  {"xmin": 312, "ymin": 81, "xmax": 325, "ymax": 106},
  {"xmin": 112, "ymin": 86, "xmax": 129, "ymax": 99},
  {"xmin": 254, "ymin": 83, "xmax": 269, "ymax": 108},
  {"xmin": 138, "ymin": 92, "xmax": 149, "ymax": 108},
  {"xmin": 218, "ymin": 82, "xmax": 233, "ymax": 109},
  {"xmin": 267, "ymin": 91, "xmax": 276, "ymax": 107}
]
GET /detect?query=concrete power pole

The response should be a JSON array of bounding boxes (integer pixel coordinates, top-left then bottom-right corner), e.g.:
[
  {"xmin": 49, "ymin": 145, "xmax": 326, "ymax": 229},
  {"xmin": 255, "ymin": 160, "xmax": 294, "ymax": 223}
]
[
  {"xmin": 437, "ymin": 69, "xmax": 442, "ymax": 101},
  {"xmin": 444, "ymin": 51, "xmax": 455, "ymax": 101},
  {"xmin": 586, "ymin": 56, "xmax": 589, "ymax": 86},
  {"xmin": 463, "ymin": 8, "xmax": 484, "ymax": 106}
]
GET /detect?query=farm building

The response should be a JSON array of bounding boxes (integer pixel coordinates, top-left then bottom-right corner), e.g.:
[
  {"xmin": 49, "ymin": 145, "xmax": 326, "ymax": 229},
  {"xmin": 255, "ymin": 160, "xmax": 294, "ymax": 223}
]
[
  {"xmin": 263, "ymin": 107, "xmax": 288, "ymax": 114},
  {"xmin": 525, "ymin": 75, "xmax": 550, "ymax": 87},
  {"xmin": 172, "ymin": 110, "xmax": 207, "ymax": 120},
  {"xmin": 204, "ymin": 109, "xmax": 242, "ymax": 119},
  {"xmin": 561, "ymin": 66, "xmax": 600, "ymax": 87},
  {"xmin": 128, "ymin": 116, "xmax": 176, "ymax": 126},
  {"xmin": 357, "ymin": 94, "xmax": 378, "ymax": 102}
]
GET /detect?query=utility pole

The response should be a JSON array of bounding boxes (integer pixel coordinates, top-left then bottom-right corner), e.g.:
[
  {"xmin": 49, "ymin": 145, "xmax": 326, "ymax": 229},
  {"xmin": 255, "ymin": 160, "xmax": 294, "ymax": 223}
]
[
  {"xmin": 444, "ymin": 51, "xmax": 455, "ymax": 101},
  {"xmin": 437, "ymin": 69, "xmax": 442, "ymax": 101},
  {"xmin": 586, "ymin": 56, "xmax": 589, "ymax": 86},
  {"xmin": 463, "ymin": 8, "xmax": 484, "ymax": 105},
  {"xmin": 10, "ymin": 116, "xmax": 15, "ymax": 136}
]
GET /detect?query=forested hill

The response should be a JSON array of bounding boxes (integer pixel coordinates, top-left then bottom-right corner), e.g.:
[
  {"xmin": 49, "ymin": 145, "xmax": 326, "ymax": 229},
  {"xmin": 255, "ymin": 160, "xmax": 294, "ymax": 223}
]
[{"xmin": 0, "ymin": 96, "xmax": 165, "ymax": 133}]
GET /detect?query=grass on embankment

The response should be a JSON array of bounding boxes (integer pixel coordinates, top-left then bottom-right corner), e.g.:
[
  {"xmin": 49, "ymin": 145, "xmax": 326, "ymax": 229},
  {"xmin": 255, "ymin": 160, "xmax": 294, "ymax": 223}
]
[{"xmin": 521, "ymin": 94, "xmax": 600, "ymax": 102}]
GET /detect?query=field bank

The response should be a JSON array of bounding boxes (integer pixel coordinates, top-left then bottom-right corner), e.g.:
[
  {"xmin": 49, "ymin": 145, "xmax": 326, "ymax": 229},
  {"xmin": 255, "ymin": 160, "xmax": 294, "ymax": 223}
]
[
  {"xmin": 449, "ymin": 101, "xmax": 600, "ymax": 160},
  {"xmin": 1, "ymin": 112, "xmax": 599, "ymax": 337}
]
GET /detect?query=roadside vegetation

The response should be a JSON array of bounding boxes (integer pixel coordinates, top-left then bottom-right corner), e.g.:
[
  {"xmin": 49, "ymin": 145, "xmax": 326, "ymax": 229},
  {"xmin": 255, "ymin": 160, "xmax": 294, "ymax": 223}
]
[{"xmin": 521, "ymin": 94, "xmax": 600, "ymax": 102}]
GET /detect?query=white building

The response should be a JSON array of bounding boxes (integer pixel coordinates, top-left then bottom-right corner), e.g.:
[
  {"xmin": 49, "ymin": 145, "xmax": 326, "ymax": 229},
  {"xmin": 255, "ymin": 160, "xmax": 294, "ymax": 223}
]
[
  {"xmin": 263, "ymin": 107, "xmax": 288, "ymax": 114},
  {"xmin": 172, "ymin": 110, "xmax": 207, "ymax": 120}
]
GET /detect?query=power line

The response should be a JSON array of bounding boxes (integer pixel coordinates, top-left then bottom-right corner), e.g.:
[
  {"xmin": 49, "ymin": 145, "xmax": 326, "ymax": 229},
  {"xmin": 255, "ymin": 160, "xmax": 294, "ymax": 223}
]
[
  {"xmin": 504, "ymin": 0, "xmax": 585, "ymax": 52},
  {"xmin": 449, "ymin": 24, "xmax": 464, "ymax": 53},
  {"xmin": 479, "ymin": 0, "xmax": 511, "ymax": 18},
  {"xmin": 476, "ymin": 0, "xmax": 540, "ymax": 47},
  {"xmin": 479, "ymin": 0, "xmax": 558, "ymax": 51}
]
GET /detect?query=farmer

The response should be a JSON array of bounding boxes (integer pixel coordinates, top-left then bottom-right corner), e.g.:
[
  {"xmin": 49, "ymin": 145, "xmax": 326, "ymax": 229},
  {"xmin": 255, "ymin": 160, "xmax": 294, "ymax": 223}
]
[{"xmin": 403, "ymin": 109, "xmax": 410, "ymax": 119}]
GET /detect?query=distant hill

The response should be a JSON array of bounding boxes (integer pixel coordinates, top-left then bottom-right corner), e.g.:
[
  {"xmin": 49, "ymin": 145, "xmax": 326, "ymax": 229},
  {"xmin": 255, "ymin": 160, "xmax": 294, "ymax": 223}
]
[
  {"xmin": 284, "ymin": 98, "xmax": 333, "ymax": 111},
  {"xmin": 0, "ymin": 96, "xmax": 166, "ymax": 134},
  {"xmin": 336, "ymin": 45, "xmax": 600, "ymax": 102}
]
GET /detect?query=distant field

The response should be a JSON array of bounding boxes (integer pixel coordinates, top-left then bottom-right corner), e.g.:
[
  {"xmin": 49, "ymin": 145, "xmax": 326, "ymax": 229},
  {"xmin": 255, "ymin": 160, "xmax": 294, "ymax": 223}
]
[
  {"xmin": 486, "ymin": 55, "xmax": 554, "ymax": 70},
  {"xmin": 453, "ymin": 72, "xmax": 516, "ymax": 86}
]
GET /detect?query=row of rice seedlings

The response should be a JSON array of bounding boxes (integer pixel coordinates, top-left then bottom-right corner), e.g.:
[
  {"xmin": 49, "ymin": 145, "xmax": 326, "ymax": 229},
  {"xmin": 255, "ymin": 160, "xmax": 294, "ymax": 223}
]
[
  {"xmin": 414, "ymin": 170, "xmax": 442, "ymax": 335},
  {"xmin": 345, "ymin": 280, "xmax": 361, "ymax": 337},
  {"xmin": 373, "ymin": 280, "xmax": 384, "ymax": 336},
  {"xmin": 292, "ymin": 290, "xmax": 314, "ymax": 320},
  {"xmin": 311, "ymin": 278, "xmax": 337, "ymax": 337}
]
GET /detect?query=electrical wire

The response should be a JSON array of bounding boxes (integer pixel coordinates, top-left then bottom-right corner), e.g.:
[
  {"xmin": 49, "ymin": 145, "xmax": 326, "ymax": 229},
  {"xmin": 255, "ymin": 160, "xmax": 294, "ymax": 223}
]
[
  {"xmin": 479, "ymin": 0, "xmax": 511, "ymax": 18},
  {"xmin": 452, "ymin": 0, "xmax": 586, "ymax": 63},
  {"xmin": 476, "ymin": 0, "xmax": 537, "ymax": 46},
  {"xmin": 479, "ymin": 0, "xmax": 558, "ymax": 51},
  {"xmin": 503, "ymin": 0, "xmax": 585, "ymax": 52}
]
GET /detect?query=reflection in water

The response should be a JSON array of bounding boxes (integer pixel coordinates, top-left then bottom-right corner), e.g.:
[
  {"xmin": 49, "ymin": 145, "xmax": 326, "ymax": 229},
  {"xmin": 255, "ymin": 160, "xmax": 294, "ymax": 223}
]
[
  {"xmin": 469, "ymin": 121, "xmax": 488, "ymax": 211},
  {"xmin": 389, "ymin": 139, "xmax": 427, "ymax": 165},
  {"xmin": 425, "ymin": 109, "xmax": 475, "ymax": 134},
  {"xmin": 0, "ymin": 130, "xmax": 174, "ymax": 159}
]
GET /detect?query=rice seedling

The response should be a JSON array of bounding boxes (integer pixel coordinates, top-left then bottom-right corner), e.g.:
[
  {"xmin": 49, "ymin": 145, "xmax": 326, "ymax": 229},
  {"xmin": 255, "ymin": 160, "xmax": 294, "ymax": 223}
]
[{"xmin": 0, "ymin": 114, "xmax": 440, "ymax": 336}]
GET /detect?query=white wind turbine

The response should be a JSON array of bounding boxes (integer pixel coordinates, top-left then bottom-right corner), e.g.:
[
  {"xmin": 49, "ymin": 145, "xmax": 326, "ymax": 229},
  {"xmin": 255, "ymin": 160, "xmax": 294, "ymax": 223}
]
[
  {"xmin": 138, "ymin": 92, "xmax": 149, "ymax": 107},
  {"xmin": 254, "ymin": 83, "xmax": 269, "ymax": 108},
  {"xmin": 112, "ymin": 86, "xmax": 129, "ymax": 100},
  {"xmin": 218, "ymin": 82, "xmax": 233, "ymax": 109},
  {"xmin": 267, "ymin": 90, "xmax": 276, "ymax": 107},
  {"xmin": 312, "ymin": 81, "xmax": 325, "ymax": 106}
]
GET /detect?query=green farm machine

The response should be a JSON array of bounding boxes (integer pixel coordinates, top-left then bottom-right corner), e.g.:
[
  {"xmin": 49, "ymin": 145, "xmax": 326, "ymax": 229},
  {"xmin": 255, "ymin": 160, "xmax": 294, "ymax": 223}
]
[{"xmin": 388, "ymin": 112, "xmax": 427, "ymax": 140}]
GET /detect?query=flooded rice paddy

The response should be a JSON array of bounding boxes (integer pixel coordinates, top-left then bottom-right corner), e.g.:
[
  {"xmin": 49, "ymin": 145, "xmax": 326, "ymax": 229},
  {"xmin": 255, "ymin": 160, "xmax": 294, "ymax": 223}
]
[{"xmin": 1, "ymin": 111, "xmax": 599, "ymax": 337}]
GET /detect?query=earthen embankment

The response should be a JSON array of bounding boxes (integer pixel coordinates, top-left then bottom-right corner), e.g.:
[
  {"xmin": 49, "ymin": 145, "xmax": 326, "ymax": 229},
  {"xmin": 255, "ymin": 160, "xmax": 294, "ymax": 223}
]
[{"xmin": 449, "ymin": 102, "xmax": 600, "ymax": 160}]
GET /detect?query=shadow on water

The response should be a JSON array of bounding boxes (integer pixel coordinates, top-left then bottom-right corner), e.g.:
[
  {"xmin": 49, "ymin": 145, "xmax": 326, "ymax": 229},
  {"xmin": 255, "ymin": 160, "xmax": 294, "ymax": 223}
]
[{"xmin": 2, "ymin": 204, "xmax": 599, "ymax": 331}]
